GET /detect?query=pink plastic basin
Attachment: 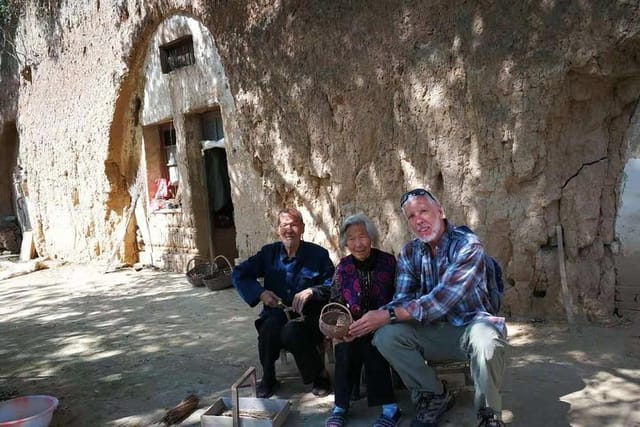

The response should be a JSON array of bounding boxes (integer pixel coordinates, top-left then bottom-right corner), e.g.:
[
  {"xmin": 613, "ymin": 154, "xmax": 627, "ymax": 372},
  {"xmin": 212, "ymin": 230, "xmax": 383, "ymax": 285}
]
[{"xmin": 0, "ymin": 395, "xmax": 58, "ymax": 427}]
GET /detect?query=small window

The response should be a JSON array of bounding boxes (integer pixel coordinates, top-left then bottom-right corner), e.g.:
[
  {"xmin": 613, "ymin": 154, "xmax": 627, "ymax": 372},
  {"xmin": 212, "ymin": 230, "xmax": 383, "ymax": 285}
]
[{"xmin": 159, "ymin": 35, "xmax": 195, "ymax": 73}]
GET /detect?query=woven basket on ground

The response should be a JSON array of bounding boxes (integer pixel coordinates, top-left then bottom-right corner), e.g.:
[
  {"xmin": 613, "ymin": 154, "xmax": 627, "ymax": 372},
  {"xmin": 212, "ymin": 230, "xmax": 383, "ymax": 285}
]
[
  {"xmin": 203, "ymin": 255, "xmax": 234, "ymax": 291},
  {"xmin": 319, "ymin": 302, "xmax": 353, "ymax": 339},
  {"xmin": 185, "ymin": 257, "xmax": 213, "ymax": 287}
]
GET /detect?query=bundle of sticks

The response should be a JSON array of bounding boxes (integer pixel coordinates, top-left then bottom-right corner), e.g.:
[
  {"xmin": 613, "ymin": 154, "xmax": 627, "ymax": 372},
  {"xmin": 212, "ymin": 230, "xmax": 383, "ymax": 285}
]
[
  {"xmin": 220, "ymin": 409, "xmax": 275, "ymax": 420},
  {"xmin": 161, "ymin": 394, "xmax": 199, "ymax": 425}
]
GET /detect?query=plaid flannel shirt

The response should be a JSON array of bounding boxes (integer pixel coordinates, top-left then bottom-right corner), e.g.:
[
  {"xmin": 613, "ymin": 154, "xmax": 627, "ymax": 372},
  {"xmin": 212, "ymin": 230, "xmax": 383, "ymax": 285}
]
[{"xmin": 388, "ymin": 223, "xmax": 506, "ymax": 337}]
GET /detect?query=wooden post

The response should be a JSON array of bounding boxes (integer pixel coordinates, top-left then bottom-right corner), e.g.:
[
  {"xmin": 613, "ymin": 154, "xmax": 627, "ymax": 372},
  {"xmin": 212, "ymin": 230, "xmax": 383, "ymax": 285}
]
[
  {"xmin": 19, "ymin": 230, "xmax": 36, "ymax": 261},
  {"xmin": 104, "ymin": 191, "xmax": 140, "ymax": 273},
  {"xmin": 134, "ymin": 196, "xmax": 154, "ymax": 267},
  {"xmin": 556, "ymin": 225, "xmax": 577, "ymax": 332}
]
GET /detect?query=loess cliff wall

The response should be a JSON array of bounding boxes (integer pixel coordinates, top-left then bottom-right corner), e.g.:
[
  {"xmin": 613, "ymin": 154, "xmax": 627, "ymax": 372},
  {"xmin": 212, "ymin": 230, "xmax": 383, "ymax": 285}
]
[{"xmin": 3, "ymin": 0, "xmax": 640, "ymax": 320}]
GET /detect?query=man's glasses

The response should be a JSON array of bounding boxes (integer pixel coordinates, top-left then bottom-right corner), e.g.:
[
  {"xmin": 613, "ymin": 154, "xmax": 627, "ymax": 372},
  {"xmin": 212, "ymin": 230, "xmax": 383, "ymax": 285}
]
[{"xmin": 399, "ymin": 188, "xmax": 438, "ymax": 208}]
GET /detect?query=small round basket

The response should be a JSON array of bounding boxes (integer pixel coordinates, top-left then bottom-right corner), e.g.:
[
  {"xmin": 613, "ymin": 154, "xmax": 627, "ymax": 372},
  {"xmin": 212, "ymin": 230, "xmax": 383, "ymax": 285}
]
[
  {"xmin": 185, "ymin": 257, "xmax": 213, "ymax": 287},
  {"xmin": 319, "ymin": 302, "xmax": 353, "ymax": 339},
  {"xmin": 203, "ymin": 255, "xmax": 234, "ymax": 291}
]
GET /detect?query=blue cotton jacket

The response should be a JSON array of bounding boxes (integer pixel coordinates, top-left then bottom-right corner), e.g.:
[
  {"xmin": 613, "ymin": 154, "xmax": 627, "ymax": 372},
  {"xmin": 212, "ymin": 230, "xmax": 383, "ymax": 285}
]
[{"xmin": 232, "ymin": 241, "xmax": 335, "ymax": 314}]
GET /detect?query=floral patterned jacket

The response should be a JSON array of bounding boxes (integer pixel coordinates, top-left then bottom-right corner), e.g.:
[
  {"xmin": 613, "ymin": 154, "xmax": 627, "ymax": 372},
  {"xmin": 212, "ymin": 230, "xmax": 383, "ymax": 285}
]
[{"xmin": 330, "ymin": 248, "xmax": 396, "ymax": 320}]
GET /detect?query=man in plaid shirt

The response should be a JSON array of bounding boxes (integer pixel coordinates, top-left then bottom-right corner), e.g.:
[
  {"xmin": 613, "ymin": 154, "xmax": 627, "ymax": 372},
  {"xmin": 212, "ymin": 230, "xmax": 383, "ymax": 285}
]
[{"xmin": 347, "ymin": 189, "xmax": 507, "ymax": 427}]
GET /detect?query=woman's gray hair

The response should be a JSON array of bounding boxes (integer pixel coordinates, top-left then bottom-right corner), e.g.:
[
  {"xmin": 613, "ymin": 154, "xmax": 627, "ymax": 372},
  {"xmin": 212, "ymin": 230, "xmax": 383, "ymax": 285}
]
[{"xmin": 339, "ymin": 213, "xmax": 379, "ymax": 248}]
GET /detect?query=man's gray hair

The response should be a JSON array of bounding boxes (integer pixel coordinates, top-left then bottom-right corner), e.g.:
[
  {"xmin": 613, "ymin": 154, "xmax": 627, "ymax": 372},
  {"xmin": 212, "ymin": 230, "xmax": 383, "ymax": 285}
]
[
  {"xmin": 276, "ymin": 208, "xmax": 305, "ymax": 227},
  {"xmin": 400, "ymin": 189, "xmax": 444, "ymax": 218},
  {"xmin": 339, "ymin": 213, "xmax": 379, "ymax": 248}
]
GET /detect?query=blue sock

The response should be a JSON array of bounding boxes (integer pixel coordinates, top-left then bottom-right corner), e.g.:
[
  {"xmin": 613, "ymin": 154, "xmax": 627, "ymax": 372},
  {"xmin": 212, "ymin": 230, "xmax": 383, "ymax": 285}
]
[
  {"xmin": 332, "ymin": 406, "xmax": 347, "ymax": 416},
  {"xmin": 382, "ymin": 403, "xmax": 398, "ymax": 418}
]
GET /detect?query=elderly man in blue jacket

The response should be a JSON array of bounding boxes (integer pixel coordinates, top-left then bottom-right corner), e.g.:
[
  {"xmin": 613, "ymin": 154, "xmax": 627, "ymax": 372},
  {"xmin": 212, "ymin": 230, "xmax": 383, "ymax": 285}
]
[{"xmin": 232, "ymin": 208, "xmax": 335, "ymax": 398}]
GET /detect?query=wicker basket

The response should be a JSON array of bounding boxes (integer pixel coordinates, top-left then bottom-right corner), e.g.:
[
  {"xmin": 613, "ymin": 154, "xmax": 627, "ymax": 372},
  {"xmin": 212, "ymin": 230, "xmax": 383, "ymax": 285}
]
[
  {"xmin": 186, "ymin": 257, "xmax": 213, "ymax": 287},
  {"xmin": 203, "ymin": 255, "xmax": 234, "ymax": 291},
  {"xmin": 319, "ymin": 303, "xmax": 353, "ymax": 339}
]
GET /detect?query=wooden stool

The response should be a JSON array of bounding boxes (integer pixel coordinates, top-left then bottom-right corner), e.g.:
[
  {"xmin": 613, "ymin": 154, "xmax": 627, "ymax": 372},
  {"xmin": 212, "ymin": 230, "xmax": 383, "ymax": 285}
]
[{"xmin": 429, "ymin": 359, "xmax": 473, "ymax": 387}]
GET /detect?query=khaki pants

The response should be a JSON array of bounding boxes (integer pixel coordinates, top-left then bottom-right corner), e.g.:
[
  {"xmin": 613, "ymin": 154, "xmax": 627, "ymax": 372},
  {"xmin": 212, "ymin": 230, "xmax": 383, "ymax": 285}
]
[{"xmin": 373, "ymin": 320, "xmax": 507, "ymax": 415}]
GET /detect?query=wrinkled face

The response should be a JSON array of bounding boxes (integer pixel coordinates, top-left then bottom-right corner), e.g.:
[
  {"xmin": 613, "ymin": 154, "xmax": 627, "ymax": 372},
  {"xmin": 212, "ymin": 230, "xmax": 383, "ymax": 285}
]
[
  {"xmin": 345, "ymin": 223, "xmax": 372, "ymax": 261},
  {"xmin": 278, "ymin": 212, "xmax": 304, "ymax": 249},
  {"xmin": 403, "ymin": 196, "xmax": 445, "ymax": 245}
]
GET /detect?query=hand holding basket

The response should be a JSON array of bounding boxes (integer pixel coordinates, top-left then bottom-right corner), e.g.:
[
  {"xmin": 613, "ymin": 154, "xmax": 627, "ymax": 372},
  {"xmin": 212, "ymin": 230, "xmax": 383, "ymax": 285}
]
[{"xmin": 319, "ymin": 303, "xmax": 353, "ymax": 339}]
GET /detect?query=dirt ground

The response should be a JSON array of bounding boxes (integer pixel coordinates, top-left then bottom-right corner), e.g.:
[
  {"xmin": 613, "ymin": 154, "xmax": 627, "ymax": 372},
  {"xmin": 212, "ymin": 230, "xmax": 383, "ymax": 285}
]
[{"xmin": 1, "ymin": 262, "xmax": 639, "ymax": 427}]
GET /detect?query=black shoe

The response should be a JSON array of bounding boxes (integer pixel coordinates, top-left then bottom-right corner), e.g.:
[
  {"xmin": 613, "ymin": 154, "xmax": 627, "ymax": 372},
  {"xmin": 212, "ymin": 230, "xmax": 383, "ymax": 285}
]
[
  {"xmin": 477, "ymin": 407, "xmax": 505, "ymax": 427},
  {"xmin": 312, "ymin": 375, "xmax": 332, "ymax": 397},
  {"xmin": 256, "ymin": 379, "xmax": 279, "ymax": 398},
  {"xmin": 410, "ymin": 382, "xmax": 455, "ymax": 427}
]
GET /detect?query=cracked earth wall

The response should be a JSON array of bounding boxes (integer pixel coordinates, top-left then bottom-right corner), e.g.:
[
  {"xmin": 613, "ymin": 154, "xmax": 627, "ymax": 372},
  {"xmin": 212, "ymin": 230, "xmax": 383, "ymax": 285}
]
[{"xmin": 3, "ymin": 1, "xmax": 640, "ymax": 320}]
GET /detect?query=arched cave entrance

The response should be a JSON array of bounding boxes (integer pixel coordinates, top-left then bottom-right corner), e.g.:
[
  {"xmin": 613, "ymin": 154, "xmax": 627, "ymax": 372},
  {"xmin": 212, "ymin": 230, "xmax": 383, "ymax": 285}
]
[
  {"xmin": 0, "ymin": 121, "xmax": 23, "ymax": 255},
  {"xmin": 614, "ymin": 110, "xmax": 640, "ymax": 321},
  {"xmin": 132, "ymin": 13, "xmax": 238, "ymax": 271}
]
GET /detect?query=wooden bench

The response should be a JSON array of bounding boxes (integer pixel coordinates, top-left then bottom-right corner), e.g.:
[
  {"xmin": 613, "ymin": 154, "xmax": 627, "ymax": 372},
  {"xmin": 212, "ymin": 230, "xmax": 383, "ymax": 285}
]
[
  {"xmin": 430, "ymin": 359, "xmax": 473, "ymax": 387},
  {"xmin": 384, "ymin": 360, "xmax": 472, "ymax": 391},
  {"xmin": 322, "ymin": 341, "xmax": 472, "ymax": 388},
  {"xmin": 349, "ymin": 359, "xmax": 471, "ymax": 401},
  {"xmin": 323, "ymin": 338, "xmax": 472, "ymax": 398}
]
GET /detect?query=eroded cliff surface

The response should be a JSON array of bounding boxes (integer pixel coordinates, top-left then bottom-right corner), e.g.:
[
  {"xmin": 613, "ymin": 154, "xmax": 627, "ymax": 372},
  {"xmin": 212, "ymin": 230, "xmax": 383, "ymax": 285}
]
[{"xmin": 5, "ymin": 0, "xmax": 640, "ymax": 319}]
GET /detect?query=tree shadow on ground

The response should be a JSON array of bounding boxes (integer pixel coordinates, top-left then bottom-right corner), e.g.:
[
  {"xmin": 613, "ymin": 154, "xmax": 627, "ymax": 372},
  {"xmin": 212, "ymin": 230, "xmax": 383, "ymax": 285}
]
[
  {"xmin": 504, "ymin": 322, "xmax": 640, "ymax": 427},
  {"xmin": 1, "ymin": 267, "xmax": 639, "ymax": 426},
  {"xmin": 0, "ymin": 265, "xmax": 261, "ymax": 426}
]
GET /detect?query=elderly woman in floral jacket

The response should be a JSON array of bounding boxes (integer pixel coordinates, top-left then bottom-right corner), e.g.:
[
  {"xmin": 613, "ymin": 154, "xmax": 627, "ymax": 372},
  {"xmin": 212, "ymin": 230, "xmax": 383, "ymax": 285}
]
[{"xmin": 325, "ymin": 214, "xmax": 401, "ymax": 427}]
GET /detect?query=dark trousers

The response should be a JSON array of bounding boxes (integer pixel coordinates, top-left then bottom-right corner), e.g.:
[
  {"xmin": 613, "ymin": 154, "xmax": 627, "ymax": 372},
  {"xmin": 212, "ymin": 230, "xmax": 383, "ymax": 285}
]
[
  {"xmin": 334, "ymin": 335, "xmax": 395, "ymax": 410},
  {"xmin": 255, "ymin": 300, "xmax": 325, "ymax": 384}
]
